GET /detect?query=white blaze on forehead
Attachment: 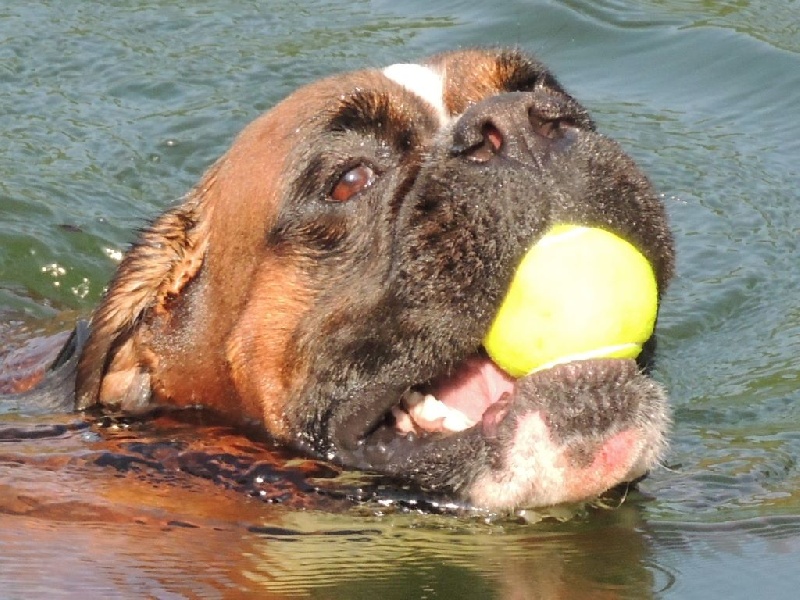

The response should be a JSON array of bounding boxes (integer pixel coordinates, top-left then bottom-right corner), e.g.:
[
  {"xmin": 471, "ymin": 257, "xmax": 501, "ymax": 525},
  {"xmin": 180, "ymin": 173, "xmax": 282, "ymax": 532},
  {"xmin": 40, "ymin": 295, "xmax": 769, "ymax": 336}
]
[{"xmin": 382, "ymin": 63, "xmax": 448, "ymax": 126}]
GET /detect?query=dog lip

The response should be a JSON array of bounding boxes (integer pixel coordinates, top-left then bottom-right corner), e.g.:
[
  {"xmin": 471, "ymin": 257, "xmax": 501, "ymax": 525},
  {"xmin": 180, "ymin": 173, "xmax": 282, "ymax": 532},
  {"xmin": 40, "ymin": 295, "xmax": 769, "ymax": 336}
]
[
  {"xmin": 330, "ymin": 356, "xmax": 647, "ymax": 474},
  {"xmin": 325, "ymin": 351, "xmax": 500, "ymax": 456}
]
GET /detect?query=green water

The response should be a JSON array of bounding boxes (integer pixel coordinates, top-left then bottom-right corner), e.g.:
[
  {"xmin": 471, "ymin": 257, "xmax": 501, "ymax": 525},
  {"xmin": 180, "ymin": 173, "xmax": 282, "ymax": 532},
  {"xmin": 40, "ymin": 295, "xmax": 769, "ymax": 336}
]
[{"xmin": 1, "ymin": 1, "xmax": 799, "ymax": 598}]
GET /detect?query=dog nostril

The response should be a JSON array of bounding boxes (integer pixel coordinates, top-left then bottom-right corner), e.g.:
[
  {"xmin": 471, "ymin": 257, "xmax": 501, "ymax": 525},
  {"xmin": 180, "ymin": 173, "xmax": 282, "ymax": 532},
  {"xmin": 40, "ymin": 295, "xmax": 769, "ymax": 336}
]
[
  {"xmin": 466, "ymin": 123, "xmax": 504, "ymax": 163},
  {"xmin": 484, "ymin": 123, "xmax": 503, "ymax": 153},
  {"xmin": 528, "ymin": 110, "xmax": 575, "ymax": 141}
]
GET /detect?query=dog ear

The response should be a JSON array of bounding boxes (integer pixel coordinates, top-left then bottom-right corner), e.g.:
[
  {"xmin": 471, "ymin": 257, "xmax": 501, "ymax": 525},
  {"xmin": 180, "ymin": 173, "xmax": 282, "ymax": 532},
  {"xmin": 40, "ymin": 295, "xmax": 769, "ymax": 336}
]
[{"xmin": 75, "ymin": 167, "xmax": 218, "ymax": 410}]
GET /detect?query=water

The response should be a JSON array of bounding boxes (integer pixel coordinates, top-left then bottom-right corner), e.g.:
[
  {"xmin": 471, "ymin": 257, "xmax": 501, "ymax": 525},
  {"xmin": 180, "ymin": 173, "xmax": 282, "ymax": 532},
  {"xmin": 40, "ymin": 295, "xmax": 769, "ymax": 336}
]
[{"xmin": 1, "ymin": 0, "xmax": 799, "ymax": 597}]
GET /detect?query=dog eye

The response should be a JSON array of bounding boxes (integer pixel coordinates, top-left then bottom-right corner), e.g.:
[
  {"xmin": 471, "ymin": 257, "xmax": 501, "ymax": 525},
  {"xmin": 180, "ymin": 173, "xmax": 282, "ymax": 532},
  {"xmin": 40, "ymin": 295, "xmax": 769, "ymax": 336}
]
[{"xmin": 330, "ymin": 164, "xmax": 376, "ymax": 202}]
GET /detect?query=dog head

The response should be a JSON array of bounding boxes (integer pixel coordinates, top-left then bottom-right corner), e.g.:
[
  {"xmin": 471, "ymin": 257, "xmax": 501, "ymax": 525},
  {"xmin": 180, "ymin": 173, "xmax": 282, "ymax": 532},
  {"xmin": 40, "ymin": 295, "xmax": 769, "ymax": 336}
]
[{"xmin": 75, "ymin": 48, "xmax": 674, "ymax": 510}]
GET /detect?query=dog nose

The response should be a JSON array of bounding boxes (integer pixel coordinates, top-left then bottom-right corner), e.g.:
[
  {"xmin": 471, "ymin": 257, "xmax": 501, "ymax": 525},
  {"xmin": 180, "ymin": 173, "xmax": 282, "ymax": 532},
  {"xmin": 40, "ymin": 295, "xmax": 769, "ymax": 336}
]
[{"xmin": 451, "ymin": 91, "xmax": 581, "ymax": 163}]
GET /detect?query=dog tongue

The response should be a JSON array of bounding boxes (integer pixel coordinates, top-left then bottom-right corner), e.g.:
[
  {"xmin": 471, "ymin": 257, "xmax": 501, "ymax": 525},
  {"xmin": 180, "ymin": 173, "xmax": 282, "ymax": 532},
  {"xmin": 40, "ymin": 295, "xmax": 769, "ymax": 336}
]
[{"xmin": 428, "ymin": 356, "xmax": 516, "ymax": 424}]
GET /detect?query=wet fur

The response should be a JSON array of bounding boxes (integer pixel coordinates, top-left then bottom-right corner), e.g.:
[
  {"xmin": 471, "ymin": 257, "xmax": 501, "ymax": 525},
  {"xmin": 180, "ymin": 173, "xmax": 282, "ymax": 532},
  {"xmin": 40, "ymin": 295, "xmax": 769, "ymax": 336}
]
[{"xmin": 14, "ymin": 48, "xmax": 675, "ymax": 509}]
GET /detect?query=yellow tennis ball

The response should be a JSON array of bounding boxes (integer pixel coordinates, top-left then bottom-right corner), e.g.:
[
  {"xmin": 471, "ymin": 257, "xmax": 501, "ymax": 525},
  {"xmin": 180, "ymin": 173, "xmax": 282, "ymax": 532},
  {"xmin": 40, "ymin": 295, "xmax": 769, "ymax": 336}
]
[{"xmin": 484, "ymin": 225, "xmax": 659, "ymax": 378}]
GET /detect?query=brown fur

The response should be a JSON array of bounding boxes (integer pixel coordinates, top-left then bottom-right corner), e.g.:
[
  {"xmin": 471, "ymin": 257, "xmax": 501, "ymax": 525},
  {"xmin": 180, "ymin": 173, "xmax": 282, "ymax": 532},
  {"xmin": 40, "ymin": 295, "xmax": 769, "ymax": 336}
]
[
  {"xmin": 64, "ymin": 48, "xmax": 674, "ymax": 509},
  {"xmin": 76, "ymin": 70, "xmax": 403, "ymax": 422}
]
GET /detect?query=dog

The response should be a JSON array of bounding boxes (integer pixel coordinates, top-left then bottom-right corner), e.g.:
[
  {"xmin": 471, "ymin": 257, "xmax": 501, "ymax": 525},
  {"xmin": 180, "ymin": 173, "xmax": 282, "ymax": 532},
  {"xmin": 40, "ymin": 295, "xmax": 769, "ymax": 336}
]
[{"xmin": 9, "ymin": 48, "xmax": 675, "ymax": 510}]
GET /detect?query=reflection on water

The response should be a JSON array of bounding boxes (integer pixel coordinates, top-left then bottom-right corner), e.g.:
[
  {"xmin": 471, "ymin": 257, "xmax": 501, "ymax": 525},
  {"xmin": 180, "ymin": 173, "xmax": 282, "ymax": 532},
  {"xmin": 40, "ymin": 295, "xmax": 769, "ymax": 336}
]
[
  {"xmin": 242, "ymin": 514, "xmax": 657, "ymax": 599},
  {"xmin": 2, "ymin": 409, "xmax": 799, "ymax": 598},
  {"xmin": 0, "ymin": 410, "xmax": 660, "ymax": 599},
  {"xmin": 2, "ymin": 0, "xmax": 800, "ymax": 597}
]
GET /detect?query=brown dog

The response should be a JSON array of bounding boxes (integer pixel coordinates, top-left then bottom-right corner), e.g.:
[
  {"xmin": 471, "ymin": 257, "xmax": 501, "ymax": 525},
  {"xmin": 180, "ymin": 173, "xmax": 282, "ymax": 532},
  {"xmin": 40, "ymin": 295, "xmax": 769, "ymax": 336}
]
[{"xmin": 47, "ymin": 48, "xmax": 675, "ymax": 510}]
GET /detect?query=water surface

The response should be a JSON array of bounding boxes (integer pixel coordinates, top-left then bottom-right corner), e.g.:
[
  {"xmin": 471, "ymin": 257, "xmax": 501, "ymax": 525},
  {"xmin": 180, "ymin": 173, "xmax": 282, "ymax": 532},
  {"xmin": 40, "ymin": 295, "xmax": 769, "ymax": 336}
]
[{"xmin": 1, "ymin": 1, "xmax": 799, "ymax": 598}]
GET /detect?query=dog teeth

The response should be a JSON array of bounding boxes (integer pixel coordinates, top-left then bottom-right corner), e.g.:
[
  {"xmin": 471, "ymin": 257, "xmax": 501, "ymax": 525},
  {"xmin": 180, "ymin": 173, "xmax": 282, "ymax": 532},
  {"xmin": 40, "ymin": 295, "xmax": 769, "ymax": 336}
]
[
  {"xmin": 442, "ymin": 409, "xmax": 476, "ymax": 432},
  {"xmin": 391, "ymin": 405, "xmax": 417, "ymax": 434},
  {"xmin": 415, "ymin": 393, "xmax": 449, "ymax": 422},
  {"xmin": 406, "ymin": 393, "xmax": 476, "ymax": 433}
]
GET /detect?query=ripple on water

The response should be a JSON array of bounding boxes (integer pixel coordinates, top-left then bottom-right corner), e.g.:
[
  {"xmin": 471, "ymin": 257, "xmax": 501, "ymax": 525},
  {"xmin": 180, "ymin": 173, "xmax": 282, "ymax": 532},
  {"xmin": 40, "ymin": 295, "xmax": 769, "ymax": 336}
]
[{"xmin": 2, "ymin": 0, "xmax": 800, "ymax": 597}]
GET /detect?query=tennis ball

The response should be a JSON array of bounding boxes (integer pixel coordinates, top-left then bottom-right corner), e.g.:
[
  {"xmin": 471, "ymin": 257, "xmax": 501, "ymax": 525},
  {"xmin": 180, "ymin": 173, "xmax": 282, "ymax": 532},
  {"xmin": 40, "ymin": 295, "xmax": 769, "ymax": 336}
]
[{"xmin": 483, "ymin": 225, "xmax": 659, "ymax": 378}]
